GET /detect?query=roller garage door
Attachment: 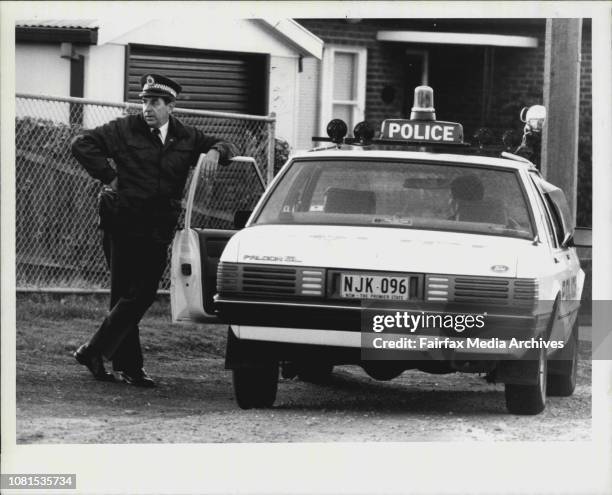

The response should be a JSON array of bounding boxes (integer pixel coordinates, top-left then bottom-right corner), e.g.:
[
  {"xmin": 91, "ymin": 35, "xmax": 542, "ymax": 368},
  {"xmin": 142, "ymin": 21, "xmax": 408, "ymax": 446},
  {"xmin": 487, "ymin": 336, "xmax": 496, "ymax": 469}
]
[{"xmin": 126, "ymin": 44, "xmax": 268, "ymax": 115}]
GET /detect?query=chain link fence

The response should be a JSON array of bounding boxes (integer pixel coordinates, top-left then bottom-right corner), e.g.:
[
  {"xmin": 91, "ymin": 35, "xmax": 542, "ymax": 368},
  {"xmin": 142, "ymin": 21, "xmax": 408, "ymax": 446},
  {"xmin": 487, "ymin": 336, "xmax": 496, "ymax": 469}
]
[{"xmin": 15, "ymin": 93, "xmax": 275, "ymax": 292}]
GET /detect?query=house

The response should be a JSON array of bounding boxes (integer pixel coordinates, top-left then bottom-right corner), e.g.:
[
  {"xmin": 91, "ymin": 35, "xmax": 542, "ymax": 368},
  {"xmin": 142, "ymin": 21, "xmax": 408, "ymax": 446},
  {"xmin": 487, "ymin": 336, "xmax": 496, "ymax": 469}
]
[{"xmin": 15, "ymin": 17, "xmax": 323, "ymax": 145}]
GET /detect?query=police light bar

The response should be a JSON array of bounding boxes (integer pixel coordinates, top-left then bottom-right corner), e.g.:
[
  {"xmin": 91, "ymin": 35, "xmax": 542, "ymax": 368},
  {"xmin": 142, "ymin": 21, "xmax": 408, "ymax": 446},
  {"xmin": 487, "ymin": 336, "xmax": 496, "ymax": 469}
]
[
  {"xmin": 380, "ymin": 86, "xmax": 464, "ymax": 145},
  {"xmin": 311, "ymin": 86, "xmax": 468, "ymax": 148}
]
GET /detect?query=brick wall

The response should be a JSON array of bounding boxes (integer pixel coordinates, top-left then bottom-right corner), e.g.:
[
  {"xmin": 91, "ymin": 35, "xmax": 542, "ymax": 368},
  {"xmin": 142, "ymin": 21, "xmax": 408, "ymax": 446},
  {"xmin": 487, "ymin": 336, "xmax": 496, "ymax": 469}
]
[{"xmin": 298, "ymin": 18, "xmax": 592, "ymax": 226}]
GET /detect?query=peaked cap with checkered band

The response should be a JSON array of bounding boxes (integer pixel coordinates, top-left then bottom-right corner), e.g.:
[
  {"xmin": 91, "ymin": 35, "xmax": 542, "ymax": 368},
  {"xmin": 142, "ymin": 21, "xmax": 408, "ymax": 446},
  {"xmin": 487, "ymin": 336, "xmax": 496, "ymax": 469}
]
[{"xmin": 139, "ymin": 73, "xmax": 182, "ymax": 100}]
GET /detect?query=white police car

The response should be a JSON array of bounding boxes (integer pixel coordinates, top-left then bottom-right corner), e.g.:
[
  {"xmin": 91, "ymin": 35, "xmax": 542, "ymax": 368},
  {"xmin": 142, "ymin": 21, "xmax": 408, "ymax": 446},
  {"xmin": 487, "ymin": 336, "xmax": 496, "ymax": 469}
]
[{"xmin": 170, "ymin": 87, "xmax": 584, "ymax": 415}]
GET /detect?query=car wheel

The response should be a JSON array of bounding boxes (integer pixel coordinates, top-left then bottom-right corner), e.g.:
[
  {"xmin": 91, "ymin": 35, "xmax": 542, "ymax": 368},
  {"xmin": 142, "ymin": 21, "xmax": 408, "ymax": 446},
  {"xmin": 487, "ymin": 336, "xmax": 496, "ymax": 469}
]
[
  {"xmin": 504, "ymin": 346, "xmax": 547, "ymax": 415},
  {"xmin": 297, "ymin": 362, "xmax": 334, "ymax": 384},
  {"xmin": 547, "ymin": 318, "xmax": 579, "ymax": 397},
  {"xmin": 232, "ymin": 362, "xmax": 279, "ymax": 410},
  {"xmin": 362, "ymin": 362, "xmax": 405, "ymax": 381}
]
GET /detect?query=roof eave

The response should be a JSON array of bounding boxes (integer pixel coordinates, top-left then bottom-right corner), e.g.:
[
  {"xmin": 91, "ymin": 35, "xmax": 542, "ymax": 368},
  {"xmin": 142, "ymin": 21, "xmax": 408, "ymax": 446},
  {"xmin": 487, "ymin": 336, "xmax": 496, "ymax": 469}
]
[
  {"xmin": 16, "ymin": 26, "xmax": 98, "ymax": 45},
  {"xmin": 257, "ymin": 18, "xmax": 324, "ymax": 59}
]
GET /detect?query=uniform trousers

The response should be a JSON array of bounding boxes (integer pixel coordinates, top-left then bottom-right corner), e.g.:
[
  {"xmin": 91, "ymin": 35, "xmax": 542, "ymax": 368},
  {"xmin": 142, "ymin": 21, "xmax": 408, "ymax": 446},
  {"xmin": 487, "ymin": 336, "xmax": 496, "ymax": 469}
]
[
  {"xmin": 89, "ymin": 232, "xmax": 168, "ymax": 372},
  {"xmin": 101, "ymin": 231, "xmax": 141, "ymax": 371}
]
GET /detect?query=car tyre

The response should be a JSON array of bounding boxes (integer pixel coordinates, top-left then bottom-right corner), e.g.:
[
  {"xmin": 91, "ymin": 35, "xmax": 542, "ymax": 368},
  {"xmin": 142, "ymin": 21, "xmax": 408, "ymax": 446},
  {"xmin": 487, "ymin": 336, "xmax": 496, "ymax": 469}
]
[
  {"xmin": 547, "ymin": 318, "xmax": 579, "ymax": 397},
  {"xmin": 297, "ymin": 363, "xmax": 334, "ymax": 384},
  {"xmin": 232, "ymin": 362, "xmax": 279, "ymax": 410},
  {"xmin": 362, "ymin": 362, "xmax": 405, "ymax": 381},
  {"xmin": 504, "ymin": 346, "xmax": 547, "ymax": 415}
]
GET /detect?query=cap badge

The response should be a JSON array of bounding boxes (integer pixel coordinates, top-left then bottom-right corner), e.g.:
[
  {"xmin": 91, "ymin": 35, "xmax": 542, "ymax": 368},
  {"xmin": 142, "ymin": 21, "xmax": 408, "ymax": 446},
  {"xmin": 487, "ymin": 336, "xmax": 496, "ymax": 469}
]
[{"xmin": 146, "ymin": 75, "xmax": 155, "ymax": 86}]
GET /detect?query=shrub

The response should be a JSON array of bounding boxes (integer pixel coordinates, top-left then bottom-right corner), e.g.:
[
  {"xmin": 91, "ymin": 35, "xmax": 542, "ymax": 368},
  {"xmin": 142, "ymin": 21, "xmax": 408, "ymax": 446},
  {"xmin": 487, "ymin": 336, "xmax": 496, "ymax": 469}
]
[{"xmin": 274, "ymin": 138, "xmax": 291, "ymax": 175}]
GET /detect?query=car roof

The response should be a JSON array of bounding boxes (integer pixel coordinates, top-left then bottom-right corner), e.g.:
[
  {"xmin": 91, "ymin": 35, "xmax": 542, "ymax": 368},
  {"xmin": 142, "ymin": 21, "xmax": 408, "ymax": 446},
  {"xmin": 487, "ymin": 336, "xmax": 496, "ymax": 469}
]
[{"xmin": 290, "ymin": 148, "xmax": 536, "ymax": 171}]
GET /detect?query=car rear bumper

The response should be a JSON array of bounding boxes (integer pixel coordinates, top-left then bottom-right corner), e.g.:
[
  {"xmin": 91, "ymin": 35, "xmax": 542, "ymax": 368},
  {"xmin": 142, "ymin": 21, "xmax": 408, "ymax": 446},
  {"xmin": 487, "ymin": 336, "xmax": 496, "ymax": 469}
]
[
  {"xmin": 230, "ymin": 326, "xmax": 546, "ymax": 359},
  {"xmin": 216, "ymin": 296, "xmax": 550, "ymax": 360}
]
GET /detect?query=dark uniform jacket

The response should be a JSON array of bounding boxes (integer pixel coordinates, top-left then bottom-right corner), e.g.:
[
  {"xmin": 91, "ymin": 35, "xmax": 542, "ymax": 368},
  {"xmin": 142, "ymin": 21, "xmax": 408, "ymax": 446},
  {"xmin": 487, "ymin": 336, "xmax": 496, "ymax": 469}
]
[{"xmin": 72, "ymin": 113, "xmax": 235, "ymax": 242}]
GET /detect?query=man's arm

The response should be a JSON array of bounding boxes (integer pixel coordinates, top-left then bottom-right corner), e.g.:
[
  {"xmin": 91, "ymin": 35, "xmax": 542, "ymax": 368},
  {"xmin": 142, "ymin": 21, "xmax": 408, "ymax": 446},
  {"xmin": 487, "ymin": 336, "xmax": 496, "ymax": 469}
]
[
  {"xmin": 71, "ymin": 121, "xmax": 119, "ymax": 185},
  {"xmin": 194, "ymin": 130, "xmax": 237, "ymax": 168}
]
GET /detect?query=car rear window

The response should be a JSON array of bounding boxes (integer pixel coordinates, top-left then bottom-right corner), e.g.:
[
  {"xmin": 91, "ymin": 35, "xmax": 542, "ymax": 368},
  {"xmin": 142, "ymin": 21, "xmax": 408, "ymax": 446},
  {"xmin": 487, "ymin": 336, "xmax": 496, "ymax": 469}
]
[{"xmin": 254, "ymin": 159, "xmax": 534, "ymax": 239}]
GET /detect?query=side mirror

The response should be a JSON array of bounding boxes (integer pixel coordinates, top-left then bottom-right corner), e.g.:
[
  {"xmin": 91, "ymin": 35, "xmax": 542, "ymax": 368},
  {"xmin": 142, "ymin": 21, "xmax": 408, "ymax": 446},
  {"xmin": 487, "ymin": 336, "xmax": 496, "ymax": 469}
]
[
  {"xmin": 233, "ymin": 210, "xmax": 252, "ymax": 229},
  {"xmin": 561, "ymin": 232, "xmax": 575, "ymax": 248}
]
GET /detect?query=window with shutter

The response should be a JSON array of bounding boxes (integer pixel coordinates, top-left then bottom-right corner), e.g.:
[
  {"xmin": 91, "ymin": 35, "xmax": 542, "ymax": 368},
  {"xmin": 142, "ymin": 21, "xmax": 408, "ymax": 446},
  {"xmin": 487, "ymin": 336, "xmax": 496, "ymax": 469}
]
[{"xmin": 126, "ymin": 44, "xmax": 268, "ymax": 115}]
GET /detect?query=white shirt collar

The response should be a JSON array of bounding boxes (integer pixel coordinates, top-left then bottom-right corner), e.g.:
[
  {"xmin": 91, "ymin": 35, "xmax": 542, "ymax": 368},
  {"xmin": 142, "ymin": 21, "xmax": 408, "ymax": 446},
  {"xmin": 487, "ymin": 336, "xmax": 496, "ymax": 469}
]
[{"xmin": 157, "ymin": 121, "xmax": 169, "ymax": 144}]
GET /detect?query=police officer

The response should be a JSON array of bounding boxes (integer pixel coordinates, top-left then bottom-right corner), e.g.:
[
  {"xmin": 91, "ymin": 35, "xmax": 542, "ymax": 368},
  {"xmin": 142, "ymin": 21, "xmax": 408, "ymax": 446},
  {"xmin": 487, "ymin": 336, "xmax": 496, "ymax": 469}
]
[{"xmin": 72, "ymin": 74, "xmax": 236, "ymax": 387}]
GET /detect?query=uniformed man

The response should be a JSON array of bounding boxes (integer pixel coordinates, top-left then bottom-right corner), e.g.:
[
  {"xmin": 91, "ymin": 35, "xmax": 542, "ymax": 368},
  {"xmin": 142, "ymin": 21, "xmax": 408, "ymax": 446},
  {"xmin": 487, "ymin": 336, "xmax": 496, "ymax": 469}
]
[{"xmin": 72, "ymin": 74, "xmax": 236, "ymax": 387}]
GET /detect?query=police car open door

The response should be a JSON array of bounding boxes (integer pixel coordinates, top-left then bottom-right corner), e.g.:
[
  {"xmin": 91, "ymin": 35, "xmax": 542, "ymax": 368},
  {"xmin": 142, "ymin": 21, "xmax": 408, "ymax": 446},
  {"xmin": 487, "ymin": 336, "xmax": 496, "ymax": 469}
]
[{"xmin": 170, "ymin": 156, "xmax": 265, "ymax": 323}]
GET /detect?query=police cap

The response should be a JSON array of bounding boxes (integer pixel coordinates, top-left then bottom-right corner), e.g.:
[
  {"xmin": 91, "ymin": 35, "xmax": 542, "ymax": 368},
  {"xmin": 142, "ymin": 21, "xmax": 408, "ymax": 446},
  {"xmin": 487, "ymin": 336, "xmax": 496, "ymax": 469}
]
[{"xmin": 139, "ymin": 74, "xmax": 182, "ymax": 100}]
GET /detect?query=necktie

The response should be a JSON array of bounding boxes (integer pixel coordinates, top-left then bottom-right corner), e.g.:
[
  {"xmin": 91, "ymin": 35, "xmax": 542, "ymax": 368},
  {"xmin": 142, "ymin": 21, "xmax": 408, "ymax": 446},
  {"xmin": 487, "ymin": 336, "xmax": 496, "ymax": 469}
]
[{"xmin": 152, "ymin": 128, "xmax": 163, "ymax": 144}]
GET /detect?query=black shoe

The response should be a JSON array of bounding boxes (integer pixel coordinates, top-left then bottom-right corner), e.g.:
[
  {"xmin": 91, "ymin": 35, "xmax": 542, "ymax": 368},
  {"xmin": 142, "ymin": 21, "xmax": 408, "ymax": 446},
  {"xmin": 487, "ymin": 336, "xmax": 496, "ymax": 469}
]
[
  {"xmin": 113, "ymin": 368, "xmax": 156, "ymax": 388},
  {"xmin": 74, "ymin": 344, "xmax": 114, "ymax": 382}
]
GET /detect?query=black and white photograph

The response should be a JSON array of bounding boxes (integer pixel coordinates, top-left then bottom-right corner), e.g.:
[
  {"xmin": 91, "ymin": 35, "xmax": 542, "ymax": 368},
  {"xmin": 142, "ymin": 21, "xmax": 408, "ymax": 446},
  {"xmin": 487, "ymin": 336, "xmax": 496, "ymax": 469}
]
[{"xmin": 1, "ymin": 2, "xmax": 610, "ymax": 494}]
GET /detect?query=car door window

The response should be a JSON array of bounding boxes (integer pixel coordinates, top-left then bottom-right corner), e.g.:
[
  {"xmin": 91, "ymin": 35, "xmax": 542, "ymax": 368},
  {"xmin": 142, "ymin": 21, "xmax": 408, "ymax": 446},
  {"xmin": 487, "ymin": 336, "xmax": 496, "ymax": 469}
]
[
  {"xmin": 528, "ymin": 174, "xmax": 558, "ymax": 248},
  {"xmin": 543, "ymin": 194, "xmax": 565, "ymax": 247},
  {"xmin": 531, "ymin": 175, "xmax": 573, "ymax": 249},
  {"xmin": 538, "ymin": 179, "xmax": 574, "ymax": 246},
  {"xmin": 190, "ymin": 158, "xmax": 265, "ymax": 230}
]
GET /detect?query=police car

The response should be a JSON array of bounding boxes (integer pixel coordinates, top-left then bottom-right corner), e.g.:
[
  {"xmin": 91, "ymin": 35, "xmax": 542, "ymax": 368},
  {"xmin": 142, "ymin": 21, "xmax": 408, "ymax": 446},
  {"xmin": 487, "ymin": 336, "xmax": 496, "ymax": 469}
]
[{"xmin": 170, "ymin": 86, "xmax": 584, "ymax": 415}]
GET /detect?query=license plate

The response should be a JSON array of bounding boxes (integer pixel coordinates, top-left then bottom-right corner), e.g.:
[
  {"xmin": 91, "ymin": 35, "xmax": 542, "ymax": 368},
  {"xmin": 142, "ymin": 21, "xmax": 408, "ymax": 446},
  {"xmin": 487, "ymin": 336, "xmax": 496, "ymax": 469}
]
[{"xmin": 340, "ymin": 274, "xmax": 410, "ymax": 301}]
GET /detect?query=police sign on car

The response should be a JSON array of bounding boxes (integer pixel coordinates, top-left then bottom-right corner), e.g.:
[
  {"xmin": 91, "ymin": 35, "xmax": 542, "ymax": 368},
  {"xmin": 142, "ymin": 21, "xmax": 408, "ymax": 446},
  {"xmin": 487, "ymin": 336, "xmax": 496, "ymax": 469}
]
[
  {"xmin": 380, "ymin": 85, "xmax": 464, "ymax": 144},
  {"xmin": 381, "ymin": 119, "xmax": 463, "ymax": 143}
]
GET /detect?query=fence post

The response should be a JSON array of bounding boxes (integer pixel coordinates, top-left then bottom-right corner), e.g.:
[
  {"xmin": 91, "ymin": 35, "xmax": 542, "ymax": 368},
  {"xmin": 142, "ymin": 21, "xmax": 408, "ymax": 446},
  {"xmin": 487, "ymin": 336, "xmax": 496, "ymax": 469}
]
[{"xmin": 266, "ymin": 112, "xmax": 276, "ymax": 185}]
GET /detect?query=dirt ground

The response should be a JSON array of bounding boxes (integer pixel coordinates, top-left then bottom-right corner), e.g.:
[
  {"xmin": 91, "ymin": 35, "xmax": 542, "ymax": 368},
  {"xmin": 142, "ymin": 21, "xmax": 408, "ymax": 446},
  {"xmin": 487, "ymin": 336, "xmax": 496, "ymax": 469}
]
[{"xmin": 15, "ymin": 294, "xmax": 592, "ymax": 443}]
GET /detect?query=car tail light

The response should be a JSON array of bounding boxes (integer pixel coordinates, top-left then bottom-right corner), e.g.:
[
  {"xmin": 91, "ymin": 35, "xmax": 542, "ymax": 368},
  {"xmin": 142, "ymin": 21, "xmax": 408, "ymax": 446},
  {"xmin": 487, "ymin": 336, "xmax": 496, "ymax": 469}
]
[
  {"xmin": 217, "ymin": 262, "xmax": 325, "ymax": 298},
  {"xmin": 217, "ymin": 262, "xmax": 239, "ymax": 293},
  {"xmin": 425, "ymin": 274, "xmax": 538, "ymax": 309},
  {"xmin": 425, "ymin": 275, "xmax": 450, "ymax": 301},
  {"xmin": 299, "ymin": 268, "xmax": 324, "ymax": 296},
  {"xmin": 512, "ymin": 279, "xmax": 539, "ymax": 309}
]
